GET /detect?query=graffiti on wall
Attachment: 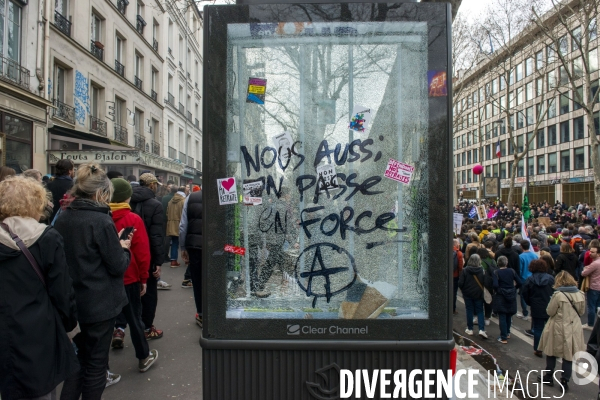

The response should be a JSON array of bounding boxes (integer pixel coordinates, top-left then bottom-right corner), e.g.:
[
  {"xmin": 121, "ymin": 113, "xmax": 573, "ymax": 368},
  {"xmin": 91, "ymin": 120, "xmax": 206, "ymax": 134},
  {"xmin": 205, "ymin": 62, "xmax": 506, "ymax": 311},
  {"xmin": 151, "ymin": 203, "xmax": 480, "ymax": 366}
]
[{"xmin": 74, "ymin": 71, "xmax": 90, "ymax": 126}]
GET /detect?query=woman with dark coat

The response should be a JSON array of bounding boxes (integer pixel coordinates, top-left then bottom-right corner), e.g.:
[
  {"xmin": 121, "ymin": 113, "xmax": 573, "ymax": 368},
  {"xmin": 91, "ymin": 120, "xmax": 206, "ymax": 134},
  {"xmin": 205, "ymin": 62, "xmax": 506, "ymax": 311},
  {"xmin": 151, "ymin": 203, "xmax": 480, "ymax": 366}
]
[
  {"xmin": 0, "ymin": 176, "xmax": 78, "ymax": 400},
  {"xmin": 493, "ymin": 255, "xmax": 523, "ymax": 343},
  {"xmin": 554, "ymin": 242, "xmax": 578, "ymax": 279},
  {"xmin": 54, "ymin": 164, "xmax": 132, "ymax": 400},
  {"xmin": 522, "ymin": 259, "xmax": 555, "ymax": 357},
  {"xmin": 458, "ymin": 254, "xmax": 489, "ymax": 339},
  {"xmin": 495, "ymin": 235, "xmax": 521, "ymax": 277}
]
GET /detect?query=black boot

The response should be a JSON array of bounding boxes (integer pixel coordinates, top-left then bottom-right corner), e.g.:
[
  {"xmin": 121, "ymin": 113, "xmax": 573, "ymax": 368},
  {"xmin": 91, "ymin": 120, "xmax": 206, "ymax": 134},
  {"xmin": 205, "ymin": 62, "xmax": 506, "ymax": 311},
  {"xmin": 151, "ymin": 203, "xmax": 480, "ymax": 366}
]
[
  {"xmin": 559, "ymin": 378, "xmax": 569, "ymax": 391},
  {"xmin": 537, "ymin": 373, "xmax": 554, "ymax": 387}
]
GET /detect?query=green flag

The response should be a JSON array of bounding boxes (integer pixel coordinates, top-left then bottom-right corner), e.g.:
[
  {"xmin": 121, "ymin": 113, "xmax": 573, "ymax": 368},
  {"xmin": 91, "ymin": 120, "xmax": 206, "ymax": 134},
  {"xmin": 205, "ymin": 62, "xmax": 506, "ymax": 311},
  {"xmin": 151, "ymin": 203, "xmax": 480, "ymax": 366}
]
[{"xmin": 522, "ymin": 191, "xmax": 531, "ymax": 221}]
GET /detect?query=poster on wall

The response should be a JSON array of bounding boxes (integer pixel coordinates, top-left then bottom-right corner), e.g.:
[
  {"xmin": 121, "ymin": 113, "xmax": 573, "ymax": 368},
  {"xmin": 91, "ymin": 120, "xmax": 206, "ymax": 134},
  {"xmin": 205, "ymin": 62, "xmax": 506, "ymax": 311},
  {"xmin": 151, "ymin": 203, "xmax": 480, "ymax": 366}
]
[
  {"xmin": 247, "ymin": 77, "xmax": 267, "ymax": 104},
  {"xmin": 316, "ymin": 164, "xmax": 340, "ymax": 193},
  {"xmin": 271, "ymin": 131, "xmax": 293, "ymax": 164},
  {"xmin": 243, "ymin": 179, "xmax": 264, "ymax": 205},
  {"xmin": 348, "ymin": 105, "xmax": 372, "ymax": 133},
  {"xmin": 217, "ymin": 177, "xmax": 238, "ymax": 205}
]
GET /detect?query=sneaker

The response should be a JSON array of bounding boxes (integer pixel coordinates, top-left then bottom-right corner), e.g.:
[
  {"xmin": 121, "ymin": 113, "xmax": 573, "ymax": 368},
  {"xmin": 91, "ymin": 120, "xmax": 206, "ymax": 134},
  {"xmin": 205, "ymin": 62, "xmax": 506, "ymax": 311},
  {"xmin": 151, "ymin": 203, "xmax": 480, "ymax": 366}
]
[
  {"xmin": 144, "ymin": 325, "xmax": 163, "ymax": 340},
  {"xmin": 485, "ymin": 319, "xmax": 490, "ymax": 326},
  {"xmin": 196, "ymin": 314, "xmax": 203, "ymax": 328},
  {"xmin": 522, "ymin": 316, "xmax": 531, "ymax": 321},
  {"xmin": 170, "ymin": 260, "xmax": 180, "ymax": 268},
  {"xmin": 497, "ymin": 337, "xmax": 507, "ymax": 344},
  {"xmin": 139, "ymin": 349, "xmax": 159, "ymax": 372},
  {"xmin": 157, "ymin": 280, "xmax": 172, "ymax": 290},
  {"xmin": 491, "ymin": 312, "xmax": 498, "ymax": 318},
  {"xmin": 465, "ymin": 328, "xmax": 474, "ymax": 335},
  {"xmin": 506, "ymin": 333, "xmax": 511, "ymax": 339},
  {"xmin": 479, "ymin": 330, "xmax": 488, "ymax": 339},
  {"xmin": 111, "ymin": 329, "xmax": 125, "ymax": 349},
  {"xmin": 181, "ymin": 279, "xmax": 193, "ymax": 288},
  {"xmin": 106, "ymin": 371, "xmax": 121, "ymax": 388},
  {"xmin": 583, "ymin": 324, "xmax": 594, "ymax": 331},
  {"xmin": 524, "ymin": 329, "xmax": 534, "ymax": 338},
  {"xmin": 516, "ymin": 312, "xmax": 524, "ymax": 318},
  {"xmin": 537, "ymin": 374, "xmax": 554, "ymax": 387}
]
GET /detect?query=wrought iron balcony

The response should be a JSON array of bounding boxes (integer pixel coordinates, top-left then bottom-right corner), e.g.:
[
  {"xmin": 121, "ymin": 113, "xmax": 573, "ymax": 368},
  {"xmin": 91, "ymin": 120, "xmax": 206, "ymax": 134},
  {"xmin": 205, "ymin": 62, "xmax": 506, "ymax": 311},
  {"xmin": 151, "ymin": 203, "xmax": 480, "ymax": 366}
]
[
  {"xmin": 151, "ymin": 89, "xmax": 157, "ymax": 102},
  {"xmin": 90, "ymin": 41, "xmax": 103, "ymax": 61},
  {"xmin": 187, "ymin": 72, "xmax": 191, "ymax": 80},
  {"xmin": 136, "ymin": 15, "xmax": 146, "ymax": 35},
  {"xmin": 52, "ymin": 99, "xmax": 75, "ymax": 124},
  {"xmin": 179, "ymin": 61, "xmax": 183, "ymax": 69},
  {"xmin": 168, "ymin": 146, "xmax": 177, "ymax": 159},
  {"xmin": 89, "ymin": 115, "xmax": 107, "ymax": 136},
  {"xmin": 178, "ymin": 102, "xmax": 185, "ymax": 115},
  {"xmin": 168, "ymin": 47, "xmax": 172, "ymax": 56},
  {"xmin": 187, "ymin": 156, "xmax": 194, "ymax": 168},
  {"xmin": 152, "ymin": 140, "xmax": 160, "ymax": 155},
  {"xmin": 134, "ymin": 76, "xmax": 143, "ymax": 90},
  {"xmin": 54, "ymin": 11, "xmax": 71, "ymax": 37},
  {"xmin": 179, "ymin": 152, "xmax": 186, "ymax": 163},
  {"xmin": 194, "ymin": 118, "xmax": 199, "ymax": 129},
  {"xmin": 196, "ymin": 160, "xmax": 201, "ymax": 171},
  {"xmin": 134, "ymin": 134, "xmax": 146, "ymax": 150},
  {"xmin": 0, "ymin": 55, "xmax": 30, "ymax": 90},
  {"xmin": 195, "ymin": 82, "xmax": 199, "ymax": 90},
  {"xmin": 166, "ymin": 92, "xmax": 175, "ymax": 107},
  {"xmin": 117, "ymin": 0, "xmax": 128, "ymax": 15},
  {"xmin": 187, "ymin": 111, "xmax": 193, "ymax": 123},
  {"xmin": 153, "ymin": 39, "xmax": 158, "ymax": 52},
  {"xmin": 115, "ymin": 60, "xmax": 125, "ymax": 77},
  {"xmin": 114, "ymin": 124, "xmax": 128, "ymax": 144}
]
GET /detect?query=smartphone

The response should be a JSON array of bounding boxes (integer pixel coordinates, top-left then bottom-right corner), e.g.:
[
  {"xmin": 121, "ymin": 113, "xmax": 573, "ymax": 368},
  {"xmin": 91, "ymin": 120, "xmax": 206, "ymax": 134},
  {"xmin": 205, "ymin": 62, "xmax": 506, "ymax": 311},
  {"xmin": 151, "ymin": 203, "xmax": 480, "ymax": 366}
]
[{"xmin": 119, "ymin": 226, "xmax": 134, "ymax": 240}]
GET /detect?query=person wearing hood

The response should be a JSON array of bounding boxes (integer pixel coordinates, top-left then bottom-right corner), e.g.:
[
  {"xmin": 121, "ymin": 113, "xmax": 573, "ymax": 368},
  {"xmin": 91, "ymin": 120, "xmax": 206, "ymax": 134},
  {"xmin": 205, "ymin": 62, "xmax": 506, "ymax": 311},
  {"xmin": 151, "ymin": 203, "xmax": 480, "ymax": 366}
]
[
  {"xmin": 547, "ymin": 237, "xmax": 561, "ymax": 260},
  {"xmin": 537, "ymin": 271, "xmax": 585, "ymax": 392},
  {"xmin": 522, "ymin": 260, "xmax": 555, "ymax": 357},
  {"xmin": 0, "ymin": 176, "xmax": 78, "ymax": 400},
  {"xmin": 581, "ymin": 245, "xmax": 600, "ymax": 330},
  {"xmin": 458, "ymin": 254, "xmax": 489, "ymax": 339},
  {"xmin": 166, "ymin": 186, "xmax": 187, "ymax": 268},
  {"xmin": 108, "ymin": 179, "xmax": 159, "ymax": 371},
  {"xmin": 492, "ymin": 256, "xmax": 522, "ymax": 344},
  {"xmin": 53, "ymin": 163, "xmax": 132, "ymax": 400},
  {"xmin": 129, "ymin": 173, "xmax": 168, "ymax": 340},
  {"xmin": 555, "ymin": 242, "xmax": 578, "ymax": 279}
]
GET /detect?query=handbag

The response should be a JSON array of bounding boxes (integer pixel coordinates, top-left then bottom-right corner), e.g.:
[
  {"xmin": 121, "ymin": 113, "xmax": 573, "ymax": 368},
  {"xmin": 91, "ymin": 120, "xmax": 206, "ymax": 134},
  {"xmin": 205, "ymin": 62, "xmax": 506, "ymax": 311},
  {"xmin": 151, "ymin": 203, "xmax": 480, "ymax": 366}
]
[
  {"xmin": 474, "ymin": 275, "xmax": 492, "ymax": 304},
  {"xmin": 0, "ymin": 222, "xmax": 46, "ymax": 286},
  {"xmin": 581, "ymin": 276, "xmax": 591, "ymax": 292}
]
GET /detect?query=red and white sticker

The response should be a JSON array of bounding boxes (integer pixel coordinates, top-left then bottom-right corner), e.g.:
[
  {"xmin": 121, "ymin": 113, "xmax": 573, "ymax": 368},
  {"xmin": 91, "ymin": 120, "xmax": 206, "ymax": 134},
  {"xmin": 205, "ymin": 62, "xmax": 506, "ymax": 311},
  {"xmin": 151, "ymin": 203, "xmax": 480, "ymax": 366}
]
[
  {"xmin": 384, "ymin": 158, "xmax": 415, "ymax": 185},
  {"xmin": 224, "ymin": 244, "xmax": 246, "ymax": 256}
]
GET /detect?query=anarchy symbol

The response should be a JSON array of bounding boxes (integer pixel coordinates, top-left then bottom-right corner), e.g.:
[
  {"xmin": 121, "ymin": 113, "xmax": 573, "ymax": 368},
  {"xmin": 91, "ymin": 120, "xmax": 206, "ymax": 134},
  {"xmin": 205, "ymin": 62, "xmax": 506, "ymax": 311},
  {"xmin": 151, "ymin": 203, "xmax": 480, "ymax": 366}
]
[{"xmin": 295, "ymin": 243, "xmax": 357, "ymax": 308}]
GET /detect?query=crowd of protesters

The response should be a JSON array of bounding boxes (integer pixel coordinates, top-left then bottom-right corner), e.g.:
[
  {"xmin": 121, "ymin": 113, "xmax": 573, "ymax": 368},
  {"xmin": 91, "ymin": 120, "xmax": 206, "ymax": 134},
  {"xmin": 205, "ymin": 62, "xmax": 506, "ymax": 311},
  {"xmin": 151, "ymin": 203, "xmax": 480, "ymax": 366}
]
[
  {"xmin": 454, "ymin": 198, "xmax": 600, "ymax": 392},
  {"xmin": 0, "ymin": 161, "xmax": 203, "ymax": 400}
]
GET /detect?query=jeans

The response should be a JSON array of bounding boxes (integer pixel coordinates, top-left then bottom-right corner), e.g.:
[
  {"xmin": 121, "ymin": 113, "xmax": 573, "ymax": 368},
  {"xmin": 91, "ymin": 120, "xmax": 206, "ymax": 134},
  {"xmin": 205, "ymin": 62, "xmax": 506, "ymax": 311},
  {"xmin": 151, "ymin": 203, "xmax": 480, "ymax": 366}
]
[
  {"xmin": 184, "ymin": 264, "xmax": 191, "ymax": 281},
  {"xmin": 519, "ymin": 293, "xmax": 529, "ymax": 317},
  {"xmin": 169, "ymin": 236, "xmax": 179, "ymax": 261},
  {"xmin": 116, "ymin": 283, "xmax": 149, "ymax": 360},
  {"xmin": 587, "ymin": 289, "xmax": 600, "ymax": 326},
  {"xmin": 546, "ymin": 356, "xmax": 572, "ymax": 381},
  {"xmin": 464, "ymin": 297, "xmax": 485, "ymax": 331},
  {"xmin": 60, "ymin": 318, "xmax": 115, "ymax": 400},
  {"xmin": 453, "ymin": 277, "xmax": 459, "ymax": 312},
  {"xmin": 497, "ymin": 312, "xmax": 512, "ymax": 340},
  {"xmin": 532, "ymin": 317, "xmax": 548, "ymax": 351},
  {"xmin": 188, "ymin": 248, "xmax": 203, "ymax": 315},
  {"xmin": 141, "ymin": 272, "xmax": 158, "ymax": 330}
]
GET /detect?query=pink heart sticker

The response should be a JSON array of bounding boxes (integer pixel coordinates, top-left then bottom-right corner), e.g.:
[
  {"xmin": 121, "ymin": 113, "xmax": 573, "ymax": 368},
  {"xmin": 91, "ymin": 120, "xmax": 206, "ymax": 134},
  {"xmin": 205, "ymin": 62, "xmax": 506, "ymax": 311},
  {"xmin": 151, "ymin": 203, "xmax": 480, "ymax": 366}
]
[{"xmin": 221, "ymin": 178, "xmax": 235, "ymax": 192}]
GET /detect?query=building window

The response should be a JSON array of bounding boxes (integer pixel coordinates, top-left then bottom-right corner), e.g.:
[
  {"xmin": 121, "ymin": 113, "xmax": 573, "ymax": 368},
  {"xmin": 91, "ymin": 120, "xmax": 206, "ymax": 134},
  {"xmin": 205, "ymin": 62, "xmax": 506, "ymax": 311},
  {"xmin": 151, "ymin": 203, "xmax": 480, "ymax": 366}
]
[
  {"xmin": 574, "ymin": 86, "xmax": 583, "ymax": 110},
  {"xmin": 526, "ymin": 81, "xmax": 533, "ymax": 101},
  {"xmin": 473, "ymin": 148, "xmax": 478, "ymax": 163},
  {"xmin": 548, "ymin": 98, "xmax": 556, "ymax": 118},
  {"xmin": 590, "ymin": 18, "xmax": 597, "ymax": 40},
  {"xmin": 573, "ymin": 56, "xmax": 583, "ymax": 78},
  {"xmin": 499, "ymin": 76, "xmax": 506, "ymax": 91},
  {"xmin": 526, "ymin": 106, "xmax": 533, "ymax": 126},
  {"xmin": 525, "ymin": 57, "xmax": 533, "ymax": 76},
  {"xmin": 548, "ymin": 124, "xmax": 557, "ymax": 145},
  {"xmin": 591, "ymin": 48, "xmax": 599, "ymax": 72},
  {"xmin": 560, "ymin": 121, "xmax": 570, "ymax": 143},
  {"xmin": 574, "ymin": 116, "xmax": 585, "ymax": 139},
  {"xmin": 560, "ymin": 150, "xmax": 570, "ymax": 172},
  {"xmin": 467, "ymin": 151, "xmax": 471, "ymax": 164},
  {"xmin": 536, "ymin": 51, "xmax": 543, "ymax": 70},
  {"xmin": 152, "ymin": 20, "xmax": 159, "ymax": 51},
  {"xmin": 492, "ymin": 78, "xmax": 498, "ymax": 94},
  {"xmin": 91, "ymin": 12, "xmax": 102, "ymax": 42},
  {"xmin": 548, "ymin": 69, "xmax": 557, "ymax": 89},
  {"xmin": 516, "ymin": 63, "xmax": 523, "ymax": 81},
  {"xmin": 517, "ymin": 135, "xmax": 524, "ymax": 153},
  {"xmin": 528, "ymin": 157, "xmax": 534, "ymax": 176},
  {"xmin": 559, "ymin": 93, "xmax": 569, "ymax": 114},
  {"xmin": 1, "ymin": 0, "xmax": 22, "ymax": 62},
  {"xmin": 558, "ymin": 35, "xmax": 568, "ymax": 55},
  {"xmin": 559, "ymin": 66, "xmax": 568, "ymax": 85},
  {"xmin": 516, "ymin": 86, "xmax": 523, "ymax": 105},
  {"xmin": 537, "ymin": 128, "xmax": 545, "ymax": 148},
  {"xmin": 572, "ymin": 26, "xmax": 582, "ymax": 51},
  {"xmin": 90, "ymin": 85, "xmax": 100, "ymax": 117},
  {"xmin": 574, "ymin": 147, "xmax": 585, "ymax": 170},
  {"xmin": 536, "ymin": 78, "xmax": 543, "ymax": 97},
  {"xmin": 547, "ymin": 44, "xmax": 556, "ymax": 62},
  {"xmin": 485, "ymin": 145, "xmax": 490, "ymax": 160},
  {"xmin": 508, "ymin": 138, "xmax": 514, "ymax": 154},
  {"xmin": 54, "ymin": 64, "xmax": 66, "ymax": 102},
  {"xmin": 500, "ymin": 162, "xmax": 506, "ymax": 178},
  {"xmin": 517, "ymin": 159, "xmax": 524, "ymax": 177},
  {"xmin": 537, "ymin": 155, "xmax": 545, "ymax": 174},
  {"xmin": 134, "ymin": 53, "xmax": 143, "ymax": 90},
  {"xmin": 517, "ymin": 113, "xmax": 524, "ymax": 129},
  {"xmin": 462, "ymin": 152, "xmax": 466, "ymax": 165},
  {"xmin": 548, "ymin": 153, "xmax": 557, "ymax": 173},
  {"xmin": 1, "ymin": 113, "xmax": 33, "ymax": 173}
]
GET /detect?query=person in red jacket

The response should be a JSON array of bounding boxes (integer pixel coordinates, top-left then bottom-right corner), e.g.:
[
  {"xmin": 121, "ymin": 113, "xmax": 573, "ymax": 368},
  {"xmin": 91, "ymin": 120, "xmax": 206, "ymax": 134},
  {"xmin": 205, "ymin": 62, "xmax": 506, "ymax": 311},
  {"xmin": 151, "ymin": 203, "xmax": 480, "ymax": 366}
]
[
  {"xmin": 109, "ymin": 178, "xmax": 158, "ymax": 372},
  {"xmin": 453, "ymin": 238, "xmax": 465, "ymax": 315}
]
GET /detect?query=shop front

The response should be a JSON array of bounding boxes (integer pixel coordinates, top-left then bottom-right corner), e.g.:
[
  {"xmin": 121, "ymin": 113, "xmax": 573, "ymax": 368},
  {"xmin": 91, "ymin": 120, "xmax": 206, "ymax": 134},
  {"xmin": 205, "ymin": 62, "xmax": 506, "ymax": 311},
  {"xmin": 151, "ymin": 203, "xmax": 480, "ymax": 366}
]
[{"xmin": 562, "ymin": 176, "xmax": 595, "ymax": 206}]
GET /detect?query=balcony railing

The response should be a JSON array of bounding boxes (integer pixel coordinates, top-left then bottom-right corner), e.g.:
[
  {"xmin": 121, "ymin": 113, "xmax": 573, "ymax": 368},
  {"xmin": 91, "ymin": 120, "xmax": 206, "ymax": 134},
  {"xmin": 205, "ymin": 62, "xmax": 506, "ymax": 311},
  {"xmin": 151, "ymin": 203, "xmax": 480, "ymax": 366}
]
[
  {"xmin": 89, "ymin": 115, "xmax": 107, "ymax": 136},
  {"xmin": 153, "ymin": 39, "xmax": 158, "ymax": 52},
  {"xmin": 0, "ymin": 55, "xmax": 30, "ymax": 90},
  {"xmin": 168, "ymin": 146, "xmax": 177, "ymax": 159},
  {"xmin": 195, "ymin": 82, "xmax": 199, "ymax": 90},
  {"xmin": 179, "ymin": 152, "xmax": 186, "ymax": 163},
  {"xmin": 168, "ymin": 47, "xmax": 173, "ymax": 56},
  {"xmin": 151, "ymin": 89, "xmax": 157, "ymax": 102},
  {"xmin": 179, "ymin": 61, "xmax": 183, "ymax": 68},
  {"xmin": 187, "ymin": 72, "xmax": 191, "ymax": 80},
  {"xmin": 90, "ymin": 41, "xmax": 103, "ymax": 61},
  {"xmin": 187, "ymin": 156, "xmax": 194, "ymax": 168},
  {"xmin": 194, "ymin": 118, "xmax": 199, "ymax": 129},
  {"xmin": 166, "ymin": 92, "xmax": 175, "ymax": 106},
  {"xmin": 134, "ymin": 76, "xmax": 143, "ymax": 90},
  {"xmin": 54, "ymin": 11, "xmax": 71, "ymax": 37},
  {"xmin": 178, "ymin": 102, "xmax": 185, "ymax": 115},
  {"xmin": 136, "ymin": 15, "xmax": 146, "ymax": 35},
  {"xmin": 187, "ymin": 111, "xmax": 193, "ymax": 123},
  {"xmin": 117, "ymin": 0, "xmax": 128, "ymax": 15},
  {"xmin": 196, "ymin": 160, "xmax": 201, "ymax": 171},
  {"xmin": 115, "ymin": 60, "xmax": 125, "ymax": 77},
  {"xmin": 134, "ymin": 134, "xmax": 146, "ymax": 150},
  {"xmin": 52, "ymin": 99, "xmax": 75, "ymax": 124},
  {"xmin": 152, "ymin": 140, "xmax": 160, "ymax": 155},
  {"xmin": 114, "ymin": 124, "xmax": 128, "ymax": 144}
]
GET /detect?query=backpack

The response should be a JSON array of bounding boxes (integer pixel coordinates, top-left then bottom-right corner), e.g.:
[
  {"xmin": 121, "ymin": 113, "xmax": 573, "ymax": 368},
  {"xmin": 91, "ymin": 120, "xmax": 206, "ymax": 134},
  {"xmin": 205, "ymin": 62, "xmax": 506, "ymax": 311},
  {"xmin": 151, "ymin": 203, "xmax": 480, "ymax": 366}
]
[
  {"xmin": 571, "ymin": 237, "xmax": 586, "ymax": 257},
  {"xmin": 453, "ymin": 250, "xmax": 459, "ymax": 272}
]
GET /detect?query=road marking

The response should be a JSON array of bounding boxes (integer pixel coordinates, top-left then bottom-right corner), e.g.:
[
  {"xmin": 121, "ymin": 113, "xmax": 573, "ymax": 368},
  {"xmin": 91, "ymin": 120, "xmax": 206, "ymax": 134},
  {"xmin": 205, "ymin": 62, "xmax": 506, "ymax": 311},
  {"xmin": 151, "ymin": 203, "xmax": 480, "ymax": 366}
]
[{"xmin": 456, "ymin": 296, "xmax": 599, "ymax": 385}]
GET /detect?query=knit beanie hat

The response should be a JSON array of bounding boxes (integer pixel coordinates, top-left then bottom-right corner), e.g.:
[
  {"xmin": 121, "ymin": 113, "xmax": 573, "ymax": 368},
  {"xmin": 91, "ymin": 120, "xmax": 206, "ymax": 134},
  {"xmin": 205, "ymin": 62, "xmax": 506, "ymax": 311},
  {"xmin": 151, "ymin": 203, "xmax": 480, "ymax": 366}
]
[{"xmin": 111, "ymin": 178, "xmax": 132, "ymax": 203}]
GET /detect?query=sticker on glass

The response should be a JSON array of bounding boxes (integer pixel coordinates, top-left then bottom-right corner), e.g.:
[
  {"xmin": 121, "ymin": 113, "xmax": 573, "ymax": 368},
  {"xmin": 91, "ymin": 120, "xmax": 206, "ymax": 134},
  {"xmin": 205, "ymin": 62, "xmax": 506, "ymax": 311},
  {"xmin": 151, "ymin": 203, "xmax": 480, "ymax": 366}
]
[
  {"xmin": 272, "ymin": 131, "xmax": 293, "ymax": 164},
  {"xmin": 428, "ymin": 71, "xmax": 447, "ymax": 97},
  {"xmin": 348, "ymin": 105, "xmax": 372, "ymax": 133},
  {"xmin": 224, "ymin": 244, "xmax": 246, "ymax": 256},
  {"xmin": 384, "ymin": 158, "xmax": 414, "ymax": 185},
  {"xmin": 217, "ymin": 177, "xmax": 238, "ymax": 205},
  {"xmin": 247, "ymin": 77, "xmax": 267, "ymax": 104},
  {"xmin": 242, "ymin": 179, "xmax": 263, "ymax": 205},
  {"xmin": 316, "ymin": 163, "xmax": 340, "ymax": 193}
]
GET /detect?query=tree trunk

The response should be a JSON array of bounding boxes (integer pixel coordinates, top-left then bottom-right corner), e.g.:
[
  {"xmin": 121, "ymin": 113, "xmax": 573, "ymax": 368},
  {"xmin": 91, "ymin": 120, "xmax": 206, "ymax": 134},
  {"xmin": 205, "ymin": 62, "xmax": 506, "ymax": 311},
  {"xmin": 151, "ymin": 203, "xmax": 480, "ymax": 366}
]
[
  {"xmin": 587, "ymin": 111, "xmax": 600, "ymax": 207},
  {"xmin": 507, "ymin": 159, "xmax": 518, "ymax": 207}
]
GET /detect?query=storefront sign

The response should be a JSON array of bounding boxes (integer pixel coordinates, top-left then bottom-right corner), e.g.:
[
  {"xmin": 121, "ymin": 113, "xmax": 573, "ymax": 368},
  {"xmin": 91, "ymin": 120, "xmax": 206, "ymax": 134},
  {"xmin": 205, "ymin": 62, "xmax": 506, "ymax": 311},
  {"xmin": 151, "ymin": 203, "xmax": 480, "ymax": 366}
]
[{"xmin": 139, "ymin": 153, "xmax": 185, "ymax": 175}]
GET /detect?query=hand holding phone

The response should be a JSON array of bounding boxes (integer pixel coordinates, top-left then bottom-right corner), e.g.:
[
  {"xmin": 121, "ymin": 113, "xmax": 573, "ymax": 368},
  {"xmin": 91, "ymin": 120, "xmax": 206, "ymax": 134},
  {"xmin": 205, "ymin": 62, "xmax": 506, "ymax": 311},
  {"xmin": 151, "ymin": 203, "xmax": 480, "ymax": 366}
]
[{"xmin": 119, "ymin": 226, "xmax": 135, "ymax": 240}]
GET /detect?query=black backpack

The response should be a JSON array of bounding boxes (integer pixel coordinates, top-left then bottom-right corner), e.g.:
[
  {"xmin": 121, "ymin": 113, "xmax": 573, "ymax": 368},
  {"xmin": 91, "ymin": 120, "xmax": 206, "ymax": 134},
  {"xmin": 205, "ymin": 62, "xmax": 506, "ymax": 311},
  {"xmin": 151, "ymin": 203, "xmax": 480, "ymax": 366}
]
[{"xmin": 453, "ymin": 250, "xmax": 458, "ymax": 271}]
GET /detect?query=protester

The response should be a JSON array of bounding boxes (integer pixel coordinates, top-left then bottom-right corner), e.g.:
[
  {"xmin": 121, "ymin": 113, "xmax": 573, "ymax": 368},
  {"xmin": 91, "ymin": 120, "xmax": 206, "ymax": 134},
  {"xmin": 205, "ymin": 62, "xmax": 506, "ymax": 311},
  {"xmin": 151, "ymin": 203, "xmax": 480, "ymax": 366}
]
[
  {"xmin": 47, "ymin": 159, "xmax": 74, "ymax": 222},
  {"xmin": 517, "ymin": 240, "xmax": 538, "ymax": 321},
  {"xmin": 106, "ymin": 171, "xmax": 124, "ymax": 179},
  {"xmin": 0, "ymin": 176, "xmax": 78, "ymax": 400},
  {"xmin": 166, "ymin": 187, "xmax": 186, "ymax": 268},
  {"xmin": 22, "ymin": 169, "xmax": 43, "ymax": 182},
  {"xmin": 478, "ymin": 247, "xmax": 497, "ymax": 326},
  {"xmin": 521, "ymin": 260, "xmax": 555, "ymax": 357},
  {"xmin": 0, "ymin": 166, "xmax": 16, "ymax": 182},
  {"xmin": 555, "ymin": 242, "xmax": 578, "ymax": 279},
  {"xmin": 452, "ymin": 238, "xmax": 464, "ymax": 315},
  {"xmin": 492, "ymin": 256, "xmax": 522, "ymax": 344},
  {"xmin": 458, "ymin": 254, "xmax": 488, "ymax": 339},
  {"xmin": 495, "ymin": 235, "xmax": 521, "ymax": 277},
  {"xmin": 161, "ymin": 186, "xmax": 177, "ymax": 263},
  {"xmin": 581, "ymin": 245, "xmax": 600, "ymax": 330},
  {"xmin": 54, "ymin": 163, "xmax": 132, "ymax": 400},
  {"xmin": 537, "ymin": 271, "xmax": 585, "ymax": 392}
]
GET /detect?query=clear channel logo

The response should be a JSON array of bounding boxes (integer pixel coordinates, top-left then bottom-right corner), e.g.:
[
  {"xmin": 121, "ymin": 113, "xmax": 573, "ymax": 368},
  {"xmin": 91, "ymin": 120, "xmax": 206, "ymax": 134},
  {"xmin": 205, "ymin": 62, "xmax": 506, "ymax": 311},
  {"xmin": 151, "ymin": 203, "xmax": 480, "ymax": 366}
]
[{"xmin": 287, "ymin": 324, "xmax": 369, "ymax": 335}]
